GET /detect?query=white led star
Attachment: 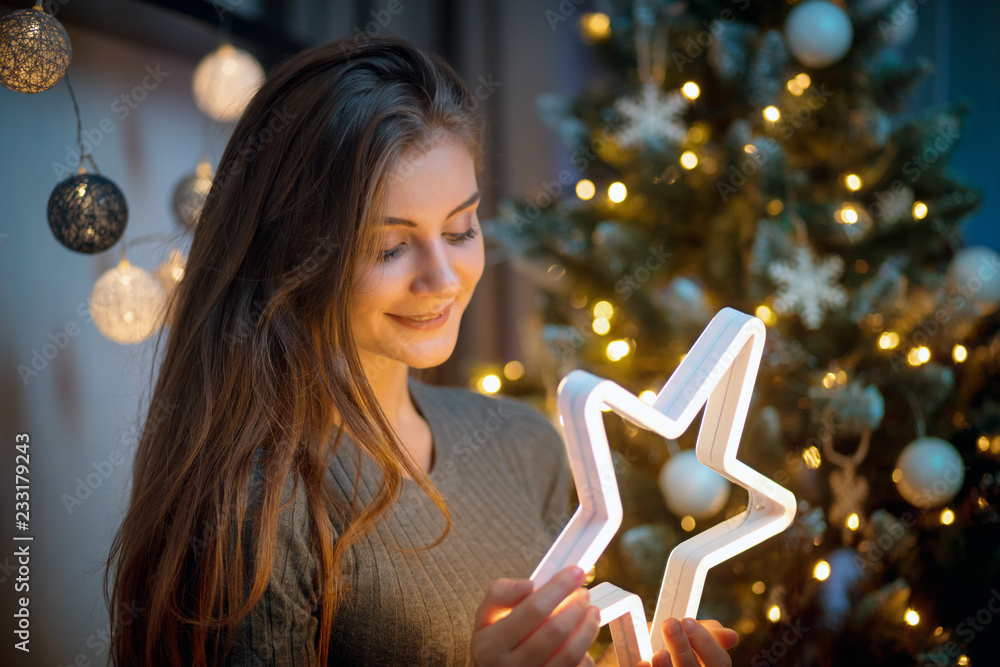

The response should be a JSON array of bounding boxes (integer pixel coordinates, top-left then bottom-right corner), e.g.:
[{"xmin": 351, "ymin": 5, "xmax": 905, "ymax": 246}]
[
  {"xmin": 767, "ymin": 243, "xmax": 848, "ymax": 330},
  {"xmin": 530, "ymin": 308, "xmax": 796, "ymax": 664},
  {"xmin": 613, "ymin": 82, "xmax": 689, "ymax": 149}
]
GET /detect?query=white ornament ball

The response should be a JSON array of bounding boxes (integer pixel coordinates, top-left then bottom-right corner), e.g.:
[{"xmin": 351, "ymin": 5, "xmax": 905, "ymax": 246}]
[
  {"xmin": 90, "ymin": 261, "xmax": 167, "ymax": 344},
  {"xmin": 658, "ymin": 449, "xmax": 731, "ymax": 520},
  {"xmin": 192, "ymin": 43, "xmax": 264, "ymax": 123},
  {"xmin": 947, "ymin": 246, "xmax": 1000, "ymax": 314},
  {"xmin": 894, "ymin": 437, "xmax": 964, "ymax": 509},
  {"xmin": 784, "ymin": 0, "xmax": 854, "ymax": 68}
]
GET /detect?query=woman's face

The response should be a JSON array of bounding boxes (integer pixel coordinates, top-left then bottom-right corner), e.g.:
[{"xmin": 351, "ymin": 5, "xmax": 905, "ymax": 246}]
[{"xmin": 351, "ymin": 133, "xmax": 485, "ymax": 372}]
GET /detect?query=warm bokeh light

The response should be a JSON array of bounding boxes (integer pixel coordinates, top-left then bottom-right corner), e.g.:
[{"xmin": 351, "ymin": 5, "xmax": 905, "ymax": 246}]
[
  {"xmin": 768, "ymin": 606, "xmax": 781, "ymax": 622},
  {"xmin": 478, "ymin": 374, "xmax": 501, "ymax": 394},
  {"xmin": 592, "ymin": 317, "xmax": 610, "ymax": 335},
  {"xmin": 813, "ymin": 560, "xmax": 831, "ymax": 581},
  {"xmin": 756, "ymin": 304, "xmax": 776, "ymax": 325},
  {"xmin": 978, "ymin": 436, "xmax": 991, "ymax": 452},
  {"xmin": 822, "ymin": 372, "xmax": 837, "ymax": 389},
  {"xmin": 907, "ymin": 346, "xmax": 931, "ymax": 366},
  {"xmin": 639, "ymin": 389, "xmax": 657, "ymax": 405},
  {"xmin": 680, "ymin": 516, "xmax": 696, "ymax": 531},
  {"xmin": 839, "ymin": 205, "xmax": 859, "ymax": 224},
  {"xmin": 682, "ymin": 81, "xmax": 700, "ymax": 100},
  {"xmin": 786, "ymin": 78, "xmax": 804, "ymax": 96},
  {"xmin": 606, "ymin": 339, "xmax": 630, "ymax": 361},
  {"xmin": 892, "ymin": 468, "xmax": 904, "ymax": 483},
  {"xmin": 680, "ymin": 151, "xmax": 699, "ymax": 169},
  {"xmin": 912, "ymin": 201, "xmax": 928, "ymax": 220},
  {"xmin": 763, "ymin": 106, "xmax": 780, "ymax": 122},
  {"xmin": 957, "ymin": 655, "xmax": 969, "ymax": 666},
  {"xmin": 751, "ymin": 581, "xmax": 766, "ymax": 595},
  {"xmin": 878, "ymin": 331, "xmax": 900, "ymax": 350},
  {"xmin": 576, "ymin": 178, "xmax": 596, "ymax": 200},
  {"xmin": 593, "ymin": 300, "xmax": 614, "ymax": 319},
  {"xmin": 803, "ymin": 446, "xmax": 822, "ymax": 469},
  {"xmin": 795, "ymin": 73, "xmax": 811, "ymax": 88},
  {"xmin": 767, "ymin": 199, "xmax": 785, "ymax": 215},
  {"xmin": 845, "ymin": 173, "xmax": 863, "ymax": 191},
  {"xmin": 580, "ymin": 12, "xmax": 611, "ymax": 40},
  {"xmin": 503, "ymin": 360, "xmax": 524, "ymax": 381},
  {"xmin": 940, "ymin": 508, "xmax": 955, "ymax": 525},
  {"xmin": 846, "ymin": 513, "xmax": 860, "ymax": 531},
  {"xmin": 952, "ymin": 344, "xmax": 968, "ymax": 363},
  {"xmin": 905, "ymin": 608, "xmax": 920, "ymax": 626},
  {"xmin": 608, "ymin": 182, "xmax": 627, "ymax": 203}
]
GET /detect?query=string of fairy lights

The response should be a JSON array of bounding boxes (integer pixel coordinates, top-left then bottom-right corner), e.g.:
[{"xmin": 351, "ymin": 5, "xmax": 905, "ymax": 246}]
[{"xmin": 0, "ymin": 2, "xmax": 264, "ymax": 344}]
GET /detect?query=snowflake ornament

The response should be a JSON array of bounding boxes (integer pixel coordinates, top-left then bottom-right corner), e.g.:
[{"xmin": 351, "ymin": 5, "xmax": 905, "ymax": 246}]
[
  {"xmin": 767, "ymin": 243, "xmax": 848, "ymax": 330},
  {"xmin": 613, "ymin": 82, "xmax": 688, "ymax": 149}
]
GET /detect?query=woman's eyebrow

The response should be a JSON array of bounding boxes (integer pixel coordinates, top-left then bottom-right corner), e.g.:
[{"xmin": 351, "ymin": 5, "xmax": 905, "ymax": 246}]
[{"xmin": 383, "ymin": 191, "xmax": 481, "ymax": 227}]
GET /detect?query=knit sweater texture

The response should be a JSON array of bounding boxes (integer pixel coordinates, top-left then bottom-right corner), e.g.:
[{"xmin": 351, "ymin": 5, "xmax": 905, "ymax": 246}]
[{"xmin": 221, "ymin": 375, "xmax": 574, "ymax": 666}]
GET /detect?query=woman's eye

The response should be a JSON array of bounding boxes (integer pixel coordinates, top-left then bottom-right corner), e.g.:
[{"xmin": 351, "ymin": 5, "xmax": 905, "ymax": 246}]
[{"xmin": 379, "ymin": 225, "xmax": 480, "ymax": 263}]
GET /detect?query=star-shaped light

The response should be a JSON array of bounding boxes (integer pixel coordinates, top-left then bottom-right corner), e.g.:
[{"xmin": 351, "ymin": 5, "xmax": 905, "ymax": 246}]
[{"xmin": 530, "ymin": 308, "xmax": 796, "ymax": 664}]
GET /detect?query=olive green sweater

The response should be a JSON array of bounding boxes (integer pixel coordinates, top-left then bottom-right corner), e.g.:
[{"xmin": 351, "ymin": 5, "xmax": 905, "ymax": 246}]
[{"xmin": 222, "ymin": 375, "xmax": 574, "ymax": 666}]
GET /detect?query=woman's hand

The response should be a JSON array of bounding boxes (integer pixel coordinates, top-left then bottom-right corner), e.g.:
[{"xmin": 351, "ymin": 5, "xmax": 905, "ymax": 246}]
[
  {"xmin": 635, "ymin": 618, "xmax": 738, "ymax": 667},
  {"xmin": 471, "ymin": 565, "xmax": 602, "ymax": 667}
]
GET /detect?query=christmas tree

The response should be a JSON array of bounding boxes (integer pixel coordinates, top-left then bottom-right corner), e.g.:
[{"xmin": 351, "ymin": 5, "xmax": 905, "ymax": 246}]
[{"xmin": 483, "ymin": 1, "xmax": 1000, "ymax": 664}]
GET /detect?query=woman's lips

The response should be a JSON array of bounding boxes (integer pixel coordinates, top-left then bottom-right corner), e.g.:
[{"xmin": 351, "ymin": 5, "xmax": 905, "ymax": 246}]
[{"xmin": 387, "ymin": 305, "xmax": 452, "ymax": 330}]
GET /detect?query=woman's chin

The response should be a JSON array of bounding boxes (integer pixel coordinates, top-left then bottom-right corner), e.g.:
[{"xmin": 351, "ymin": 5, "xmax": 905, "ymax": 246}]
[{"xmin": 402, "ymin": 340, "xmax": 458, "ymax": 369}]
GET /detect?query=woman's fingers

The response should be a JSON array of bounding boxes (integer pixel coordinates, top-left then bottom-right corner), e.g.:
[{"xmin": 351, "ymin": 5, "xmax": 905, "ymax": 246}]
[
  {"xmin": 516, "ymin": 586, "xmax": 591, "ymax": 663},
  {"xmin": 680, "ymin": 618, "xmax": 733, "ymax": 667},
  {"xmin": 662, "ymin": 619, "xmax": 699, "ymax": 667},
  {"xmin": 540, "ymin": 600, "xmax": 602, "ymax": 667},
  {"xmin": 499, "ymin": 566, "xmax": 587, "ymax": 645}
]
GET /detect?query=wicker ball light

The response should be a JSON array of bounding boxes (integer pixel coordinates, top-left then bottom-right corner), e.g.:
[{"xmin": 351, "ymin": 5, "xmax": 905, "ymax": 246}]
[
  {"xmin": 48, "ymin": 171, "xmax": 128, "ymax": 253},
  {"xmin": 89, "ymin": 260, "xmax": 166, "ymax": 344},
  {"xmin": 0, "ymin": 3, "xmax": 72, "ymax": 93},
  {"xmin": 171, "ymin": 160, "xmax": 213, "ymax": 231}
]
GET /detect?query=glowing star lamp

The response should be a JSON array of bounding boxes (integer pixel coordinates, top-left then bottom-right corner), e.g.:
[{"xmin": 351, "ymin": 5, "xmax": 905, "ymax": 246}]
[{"xmin": 531, "ymin": 307, "xmax": 796, "ymax": 664}]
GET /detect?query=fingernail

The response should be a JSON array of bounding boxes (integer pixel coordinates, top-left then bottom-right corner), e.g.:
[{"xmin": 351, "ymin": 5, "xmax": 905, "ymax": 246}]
[
  {"xmin": 683, "ymin": 618, "xmax": 697, "ymax": 633},
  {"xmin": 572, "ymin": 566, "xmax": 586, "ymax": 584},
  {"xmin": 666, "ymin": 618, "xmax": 682, "ymax": 638},
  {"xmin": 589, "ymin": 605, "xmax": 601, "ymax": 622}
]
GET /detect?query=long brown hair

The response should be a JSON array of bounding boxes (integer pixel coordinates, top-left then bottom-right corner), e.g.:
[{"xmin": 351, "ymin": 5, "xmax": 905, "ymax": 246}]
[{"xmin": 104, "ymin": 35, "xmax": 485, "ymax": 666}]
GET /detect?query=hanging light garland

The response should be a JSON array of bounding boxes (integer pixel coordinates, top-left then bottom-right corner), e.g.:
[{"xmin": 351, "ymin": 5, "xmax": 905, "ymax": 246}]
[
  {"xmin": 46, "ymin": 73, "xmax": 128, "ymax": 253},
  {"xmin": 171, "ymin": 158, "xmax": 214, "ymax": 231},
  {"xmin": 89, "ymin": 233, "xmax": 184, "ymax": 345},
  {"xmin": 192, "ymin": 40, "xmax": 264, "ymax": 123},
  {"xmin": 0, "ymin": 1, "xmax": 72, "ymax": 94}
]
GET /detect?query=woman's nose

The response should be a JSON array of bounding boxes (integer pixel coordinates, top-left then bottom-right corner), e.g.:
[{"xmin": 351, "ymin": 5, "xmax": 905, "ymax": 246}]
[{"xmin": 415, "ymin": 240, "xmax": 461, "ymax": 298}]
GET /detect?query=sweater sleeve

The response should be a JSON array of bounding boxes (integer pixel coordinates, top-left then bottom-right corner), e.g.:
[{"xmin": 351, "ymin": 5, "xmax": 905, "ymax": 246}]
[{"xmin": 218, "ymin": 468, "xmax": 320, "ymax": 666}]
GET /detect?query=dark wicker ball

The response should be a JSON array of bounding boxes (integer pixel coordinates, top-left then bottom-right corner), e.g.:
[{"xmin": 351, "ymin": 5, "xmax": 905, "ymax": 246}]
[
  {"xmin": 0, "ymin": 6, "xmax": 72, "ymax": 94},
  {"xmin": 47, "ymin": 173, "xmax": 128, "ymax": 253}
]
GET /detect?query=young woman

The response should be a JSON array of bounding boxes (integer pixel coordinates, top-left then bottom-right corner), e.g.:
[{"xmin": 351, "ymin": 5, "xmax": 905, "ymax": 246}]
[{"xmin": 104, "ymin": 35, "xmax": 737, "ymax": 667}]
